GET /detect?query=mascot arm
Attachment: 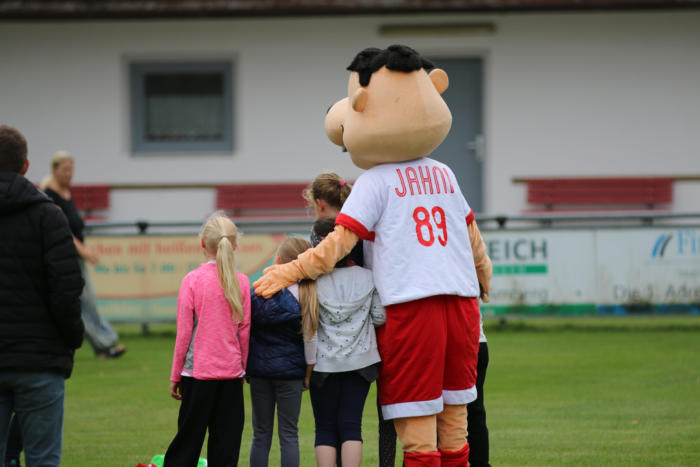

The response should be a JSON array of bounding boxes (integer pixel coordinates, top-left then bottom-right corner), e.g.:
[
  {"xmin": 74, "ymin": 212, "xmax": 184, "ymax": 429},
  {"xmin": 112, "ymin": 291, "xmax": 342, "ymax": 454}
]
[
  {"xmin": 253, "ymin": 225, "xmax": 359, "ymax": 298},
  {"xmin": 468, "ymin": 217, "xmax": 492, "ymax": 302}
]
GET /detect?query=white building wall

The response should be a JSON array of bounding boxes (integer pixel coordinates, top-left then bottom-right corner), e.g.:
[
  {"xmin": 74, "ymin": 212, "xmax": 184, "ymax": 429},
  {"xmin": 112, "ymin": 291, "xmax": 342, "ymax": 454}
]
[{"xmin": 1, "ymin": 11, "xmax": 699, "ymax": 221}]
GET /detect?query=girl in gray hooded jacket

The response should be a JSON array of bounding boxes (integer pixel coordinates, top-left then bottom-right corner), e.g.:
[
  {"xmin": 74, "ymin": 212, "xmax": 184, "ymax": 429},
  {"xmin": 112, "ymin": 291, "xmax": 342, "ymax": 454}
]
[{"xmin": 307, "ymin": 217, "xmax": 385, "ymax": 467}]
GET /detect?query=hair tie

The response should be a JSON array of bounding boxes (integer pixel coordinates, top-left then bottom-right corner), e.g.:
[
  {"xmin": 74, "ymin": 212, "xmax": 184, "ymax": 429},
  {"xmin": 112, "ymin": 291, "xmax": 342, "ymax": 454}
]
[
  {"xmin": 219, "ymin": 235, "xmax": 231, "ymax": 242},
  {"xmin": 339, "ymin": 180, "xmax": 346, "ymax": 187}
]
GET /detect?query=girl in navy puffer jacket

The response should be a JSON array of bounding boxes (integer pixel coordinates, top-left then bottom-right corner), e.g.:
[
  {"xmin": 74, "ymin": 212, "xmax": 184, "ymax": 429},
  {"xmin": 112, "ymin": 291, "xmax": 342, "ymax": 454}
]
[{"xmin": 247, "ymin": 237, "xmax": 318, "ymax": 467}]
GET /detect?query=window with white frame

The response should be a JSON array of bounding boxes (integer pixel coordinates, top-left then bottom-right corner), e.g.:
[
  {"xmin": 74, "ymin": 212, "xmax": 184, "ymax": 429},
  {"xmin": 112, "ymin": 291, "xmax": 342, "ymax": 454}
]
[{"xmin": 130, "ymin": 61, "xmax": 233, "ymax": 153}]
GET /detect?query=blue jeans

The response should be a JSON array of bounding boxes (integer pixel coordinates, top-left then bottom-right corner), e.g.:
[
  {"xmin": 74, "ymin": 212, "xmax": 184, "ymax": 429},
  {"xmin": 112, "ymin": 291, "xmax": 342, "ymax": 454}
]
[
  {"xmin": 80, "ymin": 259, "xmax": 118, "ymax": 353},
  {"xmin": 0, "ymin": 372, "xmax": 65, "ymax": 467}
]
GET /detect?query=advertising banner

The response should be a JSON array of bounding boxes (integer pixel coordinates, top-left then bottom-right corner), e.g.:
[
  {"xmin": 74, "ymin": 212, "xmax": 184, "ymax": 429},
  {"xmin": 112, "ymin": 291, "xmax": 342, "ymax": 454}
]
[
  {"xmin": 481, "ymin": 227, "xmax": 700, "ymax": 316},
  {"xmin": 88, "ymin": 227, "xmax": 700, "ymax": 321},
  {"xmin": 595, "ymin": 228, "xmax": 700, "ymax": 313},
  {"xmin": 90, "ymin": 234, "xmax": 288, "ymax": 321},
  {"xmin": 482, "ymin": 230, "xmax": 597, "ymax": 316}
]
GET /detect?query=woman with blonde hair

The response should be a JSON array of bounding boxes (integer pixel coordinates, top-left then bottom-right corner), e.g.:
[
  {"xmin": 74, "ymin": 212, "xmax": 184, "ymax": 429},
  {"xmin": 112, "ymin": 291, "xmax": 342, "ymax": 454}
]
[{"xmin": 42, "ymin": 150, "xmax": 125, "ymax": 359}]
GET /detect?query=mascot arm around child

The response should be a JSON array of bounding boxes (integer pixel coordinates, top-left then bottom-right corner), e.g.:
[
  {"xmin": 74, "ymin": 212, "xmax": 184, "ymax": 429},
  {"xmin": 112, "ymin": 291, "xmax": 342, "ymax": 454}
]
[{"xmin": 254, "ymin": 45, "xmax": 491, "ymax": 467}]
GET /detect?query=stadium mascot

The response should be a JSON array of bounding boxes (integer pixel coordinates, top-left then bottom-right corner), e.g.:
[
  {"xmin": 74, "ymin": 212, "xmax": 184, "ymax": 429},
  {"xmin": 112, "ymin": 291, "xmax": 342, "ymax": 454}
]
[{"xmin": 254, "ymin": 45, "xmax": 492, "ymax": 466}]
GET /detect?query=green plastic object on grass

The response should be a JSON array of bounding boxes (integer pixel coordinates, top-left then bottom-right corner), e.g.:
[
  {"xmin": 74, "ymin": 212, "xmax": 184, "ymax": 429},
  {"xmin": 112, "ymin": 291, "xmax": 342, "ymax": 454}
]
[{"xmin": 149, "ymin": 454, "xmax": 207, "ymax": 467}]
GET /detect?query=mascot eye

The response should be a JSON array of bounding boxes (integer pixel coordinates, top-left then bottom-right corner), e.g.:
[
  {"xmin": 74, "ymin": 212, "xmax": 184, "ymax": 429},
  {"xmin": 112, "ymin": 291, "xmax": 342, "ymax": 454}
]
[{"xmin": 340, "ymin": 124, "xmax": 344, "ymax": 134}]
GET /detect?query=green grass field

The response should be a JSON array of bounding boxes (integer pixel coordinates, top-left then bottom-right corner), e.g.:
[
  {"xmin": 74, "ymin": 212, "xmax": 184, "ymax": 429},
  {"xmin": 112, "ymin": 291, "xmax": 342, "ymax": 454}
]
[{"xmin": 57, "ymin": 316, "xmax": 700, "ymax": 466}]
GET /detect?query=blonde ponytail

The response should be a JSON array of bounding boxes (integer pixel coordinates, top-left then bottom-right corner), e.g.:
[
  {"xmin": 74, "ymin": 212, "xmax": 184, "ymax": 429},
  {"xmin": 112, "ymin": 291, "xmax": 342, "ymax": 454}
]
[
  {"xmin": 40, "ymin": 175, "xmax": 53, "ymax": 191},
  {"xmin": 216, "ymin": 236, "xmax": 243, "ymax": 321},
  {"xmin": 201, "ymin": 212, "xmax": 243, "ymax": 321},
  {"xmin": 299, "ymin": 279, "xmax": 319, "ymax": 341}
]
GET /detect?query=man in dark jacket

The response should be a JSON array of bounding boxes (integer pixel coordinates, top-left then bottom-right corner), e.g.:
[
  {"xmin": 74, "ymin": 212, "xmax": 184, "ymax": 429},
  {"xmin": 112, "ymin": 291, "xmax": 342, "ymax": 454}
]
[{"xmin": 0, "ymin": 125, "xmax": 84, "ymax": 467}]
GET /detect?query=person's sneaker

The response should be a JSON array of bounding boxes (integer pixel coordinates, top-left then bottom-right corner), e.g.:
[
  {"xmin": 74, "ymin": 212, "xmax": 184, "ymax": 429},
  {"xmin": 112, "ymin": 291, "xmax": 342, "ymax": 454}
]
[{"xmin": 97, "ymin": 344, "xmax": 126, "ymax": 359}]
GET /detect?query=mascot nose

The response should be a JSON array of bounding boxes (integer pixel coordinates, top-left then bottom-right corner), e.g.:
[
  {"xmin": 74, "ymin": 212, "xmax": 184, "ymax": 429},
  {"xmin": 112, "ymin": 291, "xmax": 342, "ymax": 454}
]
[{"xmin": 324, "ymin": 97, "xmax": 348, "ymax": 147}]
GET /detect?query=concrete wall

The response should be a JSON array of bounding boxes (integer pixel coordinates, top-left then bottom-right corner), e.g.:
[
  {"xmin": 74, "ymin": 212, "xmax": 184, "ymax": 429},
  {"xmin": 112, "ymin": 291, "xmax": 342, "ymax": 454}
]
[{"xmin": 1, "ymin": 11, "xmax": 699, "ymax": 221}]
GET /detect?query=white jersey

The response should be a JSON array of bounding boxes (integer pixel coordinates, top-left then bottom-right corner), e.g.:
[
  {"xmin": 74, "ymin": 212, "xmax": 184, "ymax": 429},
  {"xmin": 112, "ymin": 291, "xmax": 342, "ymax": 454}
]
[{"xmin": 337, "ymin": 157, "xmax": 480, "ymax": 306}]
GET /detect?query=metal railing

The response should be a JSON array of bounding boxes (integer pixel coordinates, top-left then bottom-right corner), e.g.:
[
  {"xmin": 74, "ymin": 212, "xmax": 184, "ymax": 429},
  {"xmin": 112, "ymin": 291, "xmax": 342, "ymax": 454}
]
[
  {"xmin": 85, "ymin": 211, "xmax": 700, "ymax": 235},
  {"xmin": 478, "ymin": 211, "xmax": 700, "ymax": 229},
  {"xmin": 85, "ymin": 217, "xmax": 315, "ymax": 235}
]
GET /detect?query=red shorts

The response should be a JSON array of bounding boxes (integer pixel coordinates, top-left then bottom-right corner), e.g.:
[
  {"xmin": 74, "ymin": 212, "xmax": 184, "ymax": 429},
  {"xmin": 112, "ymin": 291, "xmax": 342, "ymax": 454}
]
[{"xmin": 376, "ymin": 295, "xmax": 480, "ymax": 420}]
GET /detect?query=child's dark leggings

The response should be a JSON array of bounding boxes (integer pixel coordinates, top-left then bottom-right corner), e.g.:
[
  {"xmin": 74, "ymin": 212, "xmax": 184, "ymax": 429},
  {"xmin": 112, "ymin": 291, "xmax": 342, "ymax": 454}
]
[
  {"xmin": 467, "ymin": 342, "xmax": 491, "ymax": 467},
  {"xmin": 164, "ymin": 377, "xmax": 244, "ymax": 467},
  {"xmin": 376, "ymin": 392, "xmax": 399, "ymax": 467},
  {"xmin": 309, "ymin": 371, "xmax": 371, "ymax": 448}
]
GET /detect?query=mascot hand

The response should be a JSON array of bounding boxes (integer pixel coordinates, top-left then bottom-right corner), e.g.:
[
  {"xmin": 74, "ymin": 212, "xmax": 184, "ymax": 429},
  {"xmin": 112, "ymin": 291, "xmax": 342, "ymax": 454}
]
[
  {"xmin": 253, "ymin": 226, "xmax": 360, "ymax": 298},
  {"xmin": 479, "ymin": 283, "xmax": 490, "ymax": 303},
  {"xmin": 253, "ymin": 263, "xmax": 303, "ymax": 298}
]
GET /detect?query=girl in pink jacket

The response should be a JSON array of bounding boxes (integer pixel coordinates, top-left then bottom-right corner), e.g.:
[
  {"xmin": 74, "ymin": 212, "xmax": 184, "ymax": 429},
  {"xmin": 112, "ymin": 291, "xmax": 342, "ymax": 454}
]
[{"xmin": 165, "ymin": 212, "xmax": 251, "ymax": 467}]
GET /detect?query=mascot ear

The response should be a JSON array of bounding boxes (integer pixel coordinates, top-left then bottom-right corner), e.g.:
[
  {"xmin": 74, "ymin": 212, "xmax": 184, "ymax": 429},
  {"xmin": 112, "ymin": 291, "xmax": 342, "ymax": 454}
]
[
  {"xmin": 429, "ymin": 69, "xmax": 449, "ymax": 95},
  {"xmin": 351, "ymin": 88, "xmax": 369, "ymax": 112}
]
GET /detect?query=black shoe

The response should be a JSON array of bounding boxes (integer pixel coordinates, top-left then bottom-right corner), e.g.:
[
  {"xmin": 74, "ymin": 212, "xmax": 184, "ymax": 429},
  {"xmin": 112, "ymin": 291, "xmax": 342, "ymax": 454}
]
[{"xmin": 97, "ymin": 345, "xmax": 126, "ymax": 359}]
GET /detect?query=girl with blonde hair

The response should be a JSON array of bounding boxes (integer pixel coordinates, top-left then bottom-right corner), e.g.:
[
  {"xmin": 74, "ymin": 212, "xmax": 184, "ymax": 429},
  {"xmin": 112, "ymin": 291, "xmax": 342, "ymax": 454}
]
[
  {"xmin": 247, "ymin": 237, "xmax": 318, "ymax": 467},
  {"xmin": 165, "ymin": 212, "xmax": 251, "ymax": 467}
]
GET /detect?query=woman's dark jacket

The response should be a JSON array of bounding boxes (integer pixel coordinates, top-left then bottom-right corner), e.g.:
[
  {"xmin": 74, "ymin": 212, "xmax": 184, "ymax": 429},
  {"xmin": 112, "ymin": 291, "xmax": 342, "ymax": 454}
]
[
  {"xmin": 0, "ymin": 172, "xmax": 84, "ymax": 378},
  {"xmin": 44, "ymin": 187, "xmax": 85, "ymax": 241},
  {"xmin": 247, "ymin": 287, "xmax": 306, "ymax": 380}
]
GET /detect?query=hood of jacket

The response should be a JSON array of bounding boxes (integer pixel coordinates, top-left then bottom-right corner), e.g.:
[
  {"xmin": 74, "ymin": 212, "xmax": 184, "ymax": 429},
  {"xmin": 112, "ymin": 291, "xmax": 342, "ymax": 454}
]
[
  {"xmin": 317, "ymin": 266, "xmax": 376, "ymax": 324},
  {"xmin": 0, "ymin": 172, "xmax": 51, "ymax": 215},
  {"xmin": 250, "ymin": 287, "xmax": 301, "ymax": 327}
]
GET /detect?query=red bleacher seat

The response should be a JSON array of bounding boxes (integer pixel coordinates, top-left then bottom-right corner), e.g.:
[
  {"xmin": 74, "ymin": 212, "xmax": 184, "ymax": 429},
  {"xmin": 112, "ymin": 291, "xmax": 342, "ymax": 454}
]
[
  {"xmin": 523, "ymin": 177, "xmax": 673, "ymax": 212},
  {"xmin": 215, "ymin": 183, "xmax": 311, "ymax": 218},
  {"xmin": 70, "ymin": 184, "xmax": 111, "ymax": 220}
]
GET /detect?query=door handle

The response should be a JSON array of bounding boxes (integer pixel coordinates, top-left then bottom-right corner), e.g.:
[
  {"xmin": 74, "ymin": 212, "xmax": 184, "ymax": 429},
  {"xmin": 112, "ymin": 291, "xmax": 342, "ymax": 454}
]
[{"xmin": 466, "ymin": 134, "xmax": 485, "ymax": 162}]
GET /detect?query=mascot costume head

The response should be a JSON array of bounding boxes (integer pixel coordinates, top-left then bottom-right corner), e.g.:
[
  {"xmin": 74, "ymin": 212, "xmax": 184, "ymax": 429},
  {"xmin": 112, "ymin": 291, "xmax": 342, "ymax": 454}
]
[
  {"xmin": 325, "ymin": 45, "xmax": 451, "ymax": 169},
  {"xmin": 255, "ymin": 45, "xmax": 492, "ymax": 467}
]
